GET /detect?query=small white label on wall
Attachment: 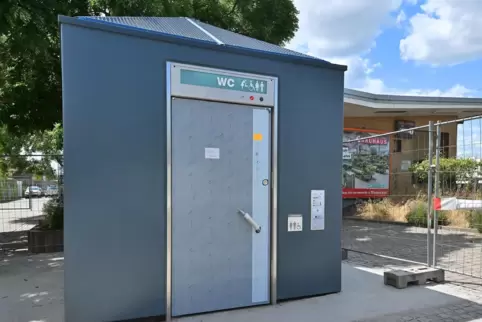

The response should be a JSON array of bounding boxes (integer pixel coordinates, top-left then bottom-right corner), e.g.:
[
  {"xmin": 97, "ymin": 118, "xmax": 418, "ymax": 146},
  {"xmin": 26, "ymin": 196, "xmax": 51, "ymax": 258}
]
[
  {"xmin": 287, "ymin": 214, "xmax": 303, "ymax": 232},
  {"xmin": 205, "ymin": 147, "xmax": 220, "ymax": 159},
  {"xmin": 311, "ymin": 190, "xmax": 325, "ymax": 231}
]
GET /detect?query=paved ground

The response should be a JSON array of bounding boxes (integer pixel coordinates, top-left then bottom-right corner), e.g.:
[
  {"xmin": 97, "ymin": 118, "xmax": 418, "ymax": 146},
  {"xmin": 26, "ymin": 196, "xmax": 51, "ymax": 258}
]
[
  {"xmin": 0, "ymin": 198, "xmax": 49, "ymax": 233},
  {"xmin": 343, "ymin": 219, "xmax": 482, "ymax": 278},
  {"xmin": 3, "ymin": 218, "xmax": 482, "ymax": 321},
  {"xmin": 179, "ymin": 259, "xmax": 482, "ymax": 322},
  {"xmin": 4, "ymin": 250, "xmax": 482, "ymax": 322},
  {"xmin": 0, "ymin": 251, "xmax": 64, "ymax": 322},
  {"xmin": 347, "ymin": 252, "xmax": 482, "ymax": 322}
]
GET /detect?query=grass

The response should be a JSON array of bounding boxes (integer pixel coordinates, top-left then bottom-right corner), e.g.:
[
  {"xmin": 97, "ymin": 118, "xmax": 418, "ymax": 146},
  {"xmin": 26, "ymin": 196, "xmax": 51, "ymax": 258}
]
[
  {"xmin": 356, "ymin": 197, "xmax": 474, "ymax": 229},
  {"xmin": 357, "ymin": 198, "xmax": 409, "ymax": 222}
]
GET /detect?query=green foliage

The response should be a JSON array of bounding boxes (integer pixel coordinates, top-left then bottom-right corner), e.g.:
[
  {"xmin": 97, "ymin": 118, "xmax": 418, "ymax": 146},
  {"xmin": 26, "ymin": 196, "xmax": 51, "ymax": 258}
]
[
  {"xmin": 27, "ymin": 123, "xmax": 64, "ymax": 167},
  {"xmin": 0, "ymin": 125, "xmax": 61, "ymax": 178},
  {"xmin": 0, "ymin": 0, "xmax": 299, "ymax": 134},
  {"xmin": 466, "ymin": 210, "xmax": 482, "ymax": 233},
  {"xmin": 405, "ymin": 201, "xmax": 427, "ymax": 226},
  {"xmin": 0, "ymin": 0, "xmax": 84, "ymax": 134},
  {"xmin": 410, "ymin": 157, "xmax": 480, "ymax": 191},
  {"xmin": 41, "ymin": 198, "xmax": 64, "ymax": 230},
  {"xmin": 405, "ymin": 200, "xmax": 448, "ymax": 227}
]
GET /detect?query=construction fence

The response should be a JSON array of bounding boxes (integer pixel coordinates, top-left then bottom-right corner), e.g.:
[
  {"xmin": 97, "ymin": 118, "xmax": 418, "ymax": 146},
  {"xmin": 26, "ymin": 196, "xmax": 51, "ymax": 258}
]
[
  {"xmin": 342, "ymin": 115, "xmax": 482, "ymax": 278},
  {"xmin": 0, "ymin": 154, "xmax": 63, "ymax": 255}
]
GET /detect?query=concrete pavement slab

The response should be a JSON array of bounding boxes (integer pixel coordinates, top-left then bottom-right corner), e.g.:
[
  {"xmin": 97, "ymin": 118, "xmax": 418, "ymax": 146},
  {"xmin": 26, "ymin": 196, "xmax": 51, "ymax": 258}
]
[
  {"xmin": 3, "ymin": 252, "xmax": 482, "ymax": 322},
  {"xmin": 176, "ymin": 264, "xmax": 470, "ymax": 322}
]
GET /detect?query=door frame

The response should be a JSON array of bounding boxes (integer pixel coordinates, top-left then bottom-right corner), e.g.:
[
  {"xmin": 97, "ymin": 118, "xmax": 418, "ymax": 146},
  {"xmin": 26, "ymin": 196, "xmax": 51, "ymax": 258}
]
[{"xmin": 165, "ymin": 61, "xmax": 279, "ymax": 321}]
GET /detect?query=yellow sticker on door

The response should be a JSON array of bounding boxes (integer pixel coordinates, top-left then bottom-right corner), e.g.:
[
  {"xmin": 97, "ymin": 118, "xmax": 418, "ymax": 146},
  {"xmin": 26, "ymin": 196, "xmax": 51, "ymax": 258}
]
[{"xmin": 253, "ymin": 133, "xmax": 263, "ymax": 141}]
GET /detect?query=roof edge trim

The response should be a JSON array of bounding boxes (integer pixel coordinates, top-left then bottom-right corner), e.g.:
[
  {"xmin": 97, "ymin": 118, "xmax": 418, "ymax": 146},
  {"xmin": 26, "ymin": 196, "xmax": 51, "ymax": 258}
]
[
  {"xmin": 58, "ymin": 15, "xmax": 348, "ymax": 72},
  {"xmin": 58, "ymin": 15, "xmax": 218, "ymax": 47},
  {"xmin": 185, "ymin": 18, "xmax": 224, "ymax": 45},
  {"xmin": 345, "ymin": 88, "xmax": 482, "ymax": 105}
]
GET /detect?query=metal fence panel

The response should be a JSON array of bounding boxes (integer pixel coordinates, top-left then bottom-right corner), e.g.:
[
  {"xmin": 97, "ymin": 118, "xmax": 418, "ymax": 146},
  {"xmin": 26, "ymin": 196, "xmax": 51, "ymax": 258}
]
[
  {"xmin": 0, "ymin": 154, "xmax": 63, "ymax": 255},
  {"xmin": 342, "ymin": 115, "xmax": 482, "ymax": 279},
  {"xmin": 433, "ymin": 116, "xmax": 482, "ymax": 278},
  {"xmin": 342, "ymin": 124, "xmax": 434, "ymax": 266}
]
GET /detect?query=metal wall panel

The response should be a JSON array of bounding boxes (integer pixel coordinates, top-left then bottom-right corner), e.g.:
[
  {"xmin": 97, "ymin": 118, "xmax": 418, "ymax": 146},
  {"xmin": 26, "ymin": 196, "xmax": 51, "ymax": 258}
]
[{"xmin": 61, "ymin": 21, "xmax": 344, "ymax": 322}]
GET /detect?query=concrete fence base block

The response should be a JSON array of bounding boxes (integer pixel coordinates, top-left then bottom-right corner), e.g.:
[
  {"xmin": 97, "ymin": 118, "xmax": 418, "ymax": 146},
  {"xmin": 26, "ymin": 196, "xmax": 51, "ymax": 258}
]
[
  {"xmin": 384, "ymin": 267, "xmax": 445, "ymax": 289},
  {"xmin": 342, "ymin": 248, "xmax": 348, "ymax": 260}
]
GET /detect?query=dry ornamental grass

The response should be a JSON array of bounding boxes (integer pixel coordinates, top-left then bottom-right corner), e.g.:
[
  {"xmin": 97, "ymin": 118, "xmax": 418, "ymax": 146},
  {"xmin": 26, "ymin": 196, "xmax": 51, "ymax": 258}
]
[{"xmin": 356, "ymin": 197, "xmax": 477, "ymax": 229}]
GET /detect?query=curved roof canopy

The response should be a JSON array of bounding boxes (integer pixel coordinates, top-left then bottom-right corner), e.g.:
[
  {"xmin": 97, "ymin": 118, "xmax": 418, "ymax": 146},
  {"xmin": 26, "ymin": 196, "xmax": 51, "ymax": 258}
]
[{"xmin": 344, "ymin": 89, "xmax": 482, "ymax": 118}]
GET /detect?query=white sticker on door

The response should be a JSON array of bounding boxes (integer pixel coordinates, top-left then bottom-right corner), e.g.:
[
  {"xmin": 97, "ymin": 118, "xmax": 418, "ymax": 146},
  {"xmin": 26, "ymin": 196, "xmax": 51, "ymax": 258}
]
[
  {"xmin": 311, "ymin": 190, "xmax": 325, "ymax": 231},
  {"xmin": 205, "ymin": 147, "xmax": 220, "ymax": 159},
  {"xmin": 287, "ymin": 214, "xmax": 303, "ymax": 232}
]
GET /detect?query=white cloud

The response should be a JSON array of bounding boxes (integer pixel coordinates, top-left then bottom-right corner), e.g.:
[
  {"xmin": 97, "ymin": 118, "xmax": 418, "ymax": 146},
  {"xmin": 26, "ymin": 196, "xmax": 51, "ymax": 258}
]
[
  {"xmin": 322, "ymin": 57, "xmax": 476, "ymax": 98},
  {"xmin": 401, "ymin": 84, "xmax": 475, "ymax": 97},
  {"xmin": 325, "ymin": 56, "xmax": 392, "ymax": 94},
  {"xmin": 287, "ymin": 0, "xmax": 477, "ymax": 98},
  {"xmin": 404, "ymin": 0, "xmax": 418, "ymax": 5},
  {"xmin": 396, "ymin": 10, "xmax": 407, "ymax": 26},
  {"xmin": 288, "ymin": 0, "xmax": 403, "ymax": 58},
  {"xmin": 365, "ymin": 83, "xmax": 476, "ymax": 97},
  {"xmin": 400, "ymin": 0, "xmax": 482, "ymax": 65},
  {"xmin": 288, "ymin": 0, "xmax": 404, "ymax": 91}
]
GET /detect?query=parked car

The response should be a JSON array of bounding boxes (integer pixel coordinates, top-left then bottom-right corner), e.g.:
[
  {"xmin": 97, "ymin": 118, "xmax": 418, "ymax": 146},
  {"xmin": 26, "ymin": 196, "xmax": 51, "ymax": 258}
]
[
  {"xmin": 45, "ymin": 185, "xmax": 59, "ymax": 197},
  {"xmin": 24, "ymin": 186, "xmax": 43, "ymax": 198}
]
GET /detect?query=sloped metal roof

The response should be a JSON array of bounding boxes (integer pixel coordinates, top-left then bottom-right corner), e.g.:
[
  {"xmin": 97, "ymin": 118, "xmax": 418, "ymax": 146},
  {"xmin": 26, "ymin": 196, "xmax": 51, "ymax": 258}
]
[
  {"xmin": 193, "ymin": 20, "xmax": 319, "ymax": 60},
  {"xmin": 80, "ymin": 16, "xmax": 217, "ymax": 43},
  {"xmin": 76, "ymin": 16, "xmax": 336, "ymax": 67}
]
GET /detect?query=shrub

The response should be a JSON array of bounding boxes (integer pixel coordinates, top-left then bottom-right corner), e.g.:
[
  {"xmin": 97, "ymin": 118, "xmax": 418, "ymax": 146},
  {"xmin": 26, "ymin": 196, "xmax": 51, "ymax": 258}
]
[
  {"xmin": 410, "ymin": 157, "xmax": 480, "ymax": 193},
  {"xmin": 41, "ymin": 198, "xmax": 63, "ymax": 230},
  {"xmin": 466, "ymin": 210, "xmax": 482, "ymax": 233},
  {"xmin": 406, "ymin": 201, "xmax": 427, "ymax": 226},
  {"xmin": 405, "ymin": 200, "xmax": 448, "ymax": 227}
]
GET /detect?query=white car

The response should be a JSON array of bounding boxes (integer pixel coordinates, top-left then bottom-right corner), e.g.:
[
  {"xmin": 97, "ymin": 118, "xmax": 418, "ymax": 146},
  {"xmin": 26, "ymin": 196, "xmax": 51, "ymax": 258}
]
[
  {"xmin": 24, "ymin": 186, "xmax": 43, "ymax": 198},
  {"xmin": 45, "ymin": 185, "xmax": 59, "ymax": 196}
]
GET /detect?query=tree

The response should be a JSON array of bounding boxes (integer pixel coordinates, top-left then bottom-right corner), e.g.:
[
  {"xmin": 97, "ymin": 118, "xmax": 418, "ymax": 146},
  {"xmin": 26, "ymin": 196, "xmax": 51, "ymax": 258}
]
[
  {"xmin": 0, "ymin": 0, "xmax": 90, "ymax": 134},
  {"xmin": 0, "ymin": 0, "xmax": 299, "ymax": 134},
  {"xmin": 0, "ymin": 126, "xmax": 27, "ymax": 177},
  {"xmin": 0, "ymin": 125, "xmax": 60, "ymax": 179},
  {"xmin": 27, "ymin": 123, "xmax": 63, "ymax": 167}
]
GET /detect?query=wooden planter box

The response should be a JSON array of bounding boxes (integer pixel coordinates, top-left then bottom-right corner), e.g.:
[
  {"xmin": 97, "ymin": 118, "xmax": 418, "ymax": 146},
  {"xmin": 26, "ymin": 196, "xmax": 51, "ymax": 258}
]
[{"xmin": 28, "ymin": 225, "xmax": 64, "ymax": 253}]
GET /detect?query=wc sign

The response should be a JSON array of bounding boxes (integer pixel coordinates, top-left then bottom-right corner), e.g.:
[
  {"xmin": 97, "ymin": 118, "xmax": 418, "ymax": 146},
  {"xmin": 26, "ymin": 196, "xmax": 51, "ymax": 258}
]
[
  {"xmin": 216, "ymin": 77, "xmax": 235, "ymax": 88},
  {"xmin": 180, "ymin": 69, "xmax": 268, "ymax": 94}
]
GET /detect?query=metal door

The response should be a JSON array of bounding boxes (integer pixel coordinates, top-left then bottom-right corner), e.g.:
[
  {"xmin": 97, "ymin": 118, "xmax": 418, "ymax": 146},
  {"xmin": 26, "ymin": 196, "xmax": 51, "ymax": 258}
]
[{"xmin": 171, "ymin": 97, "xmax": 271, "ymax": 316}]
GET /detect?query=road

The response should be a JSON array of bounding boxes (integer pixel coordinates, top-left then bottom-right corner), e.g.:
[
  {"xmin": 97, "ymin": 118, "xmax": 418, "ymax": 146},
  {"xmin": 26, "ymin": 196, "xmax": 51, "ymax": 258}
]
[{"xmin": 0, "ymin": 197, "xmax": 51, "ymax": 233}]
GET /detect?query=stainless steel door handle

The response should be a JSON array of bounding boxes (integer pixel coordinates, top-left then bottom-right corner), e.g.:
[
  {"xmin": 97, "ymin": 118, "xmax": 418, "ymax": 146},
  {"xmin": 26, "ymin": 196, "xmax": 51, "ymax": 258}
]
[{"xmin": 237, "ymin": 209, "xmax": 261, "ymax": 233}]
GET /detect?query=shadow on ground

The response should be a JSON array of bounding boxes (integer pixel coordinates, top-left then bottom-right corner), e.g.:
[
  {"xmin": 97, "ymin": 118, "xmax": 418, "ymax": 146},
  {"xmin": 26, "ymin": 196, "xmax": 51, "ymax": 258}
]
[
  {"xmin": 179, "ymin": 262, "xmax": 482, "ymax": 322},
  {"xmin": 8, "ymin": 215, "xmax": 44, "ymax": 225},
  {"xmin": 343, "ymin": 218, "xmax": 482, "ymax": 277},
  {"xmin": 3, "ymin": 250, "xmax": 482, "ymax": 322},
  {"xmin": 0, "ymin": 231, "xmax": 28, "ymax": 255},
  {"xmin": 0, "ymin": 252, "xmax": 64, "ymax": 322}
]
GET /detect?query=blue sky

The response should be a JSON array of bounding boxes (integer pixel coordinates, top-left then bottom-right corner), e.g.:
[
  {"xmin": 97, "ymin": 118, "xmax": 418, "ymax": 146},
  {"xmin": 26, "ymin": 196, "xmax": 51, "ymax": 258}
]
[{"xmin": 287, "ymin": 0, "xmax": 482, "ymax": 158}]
